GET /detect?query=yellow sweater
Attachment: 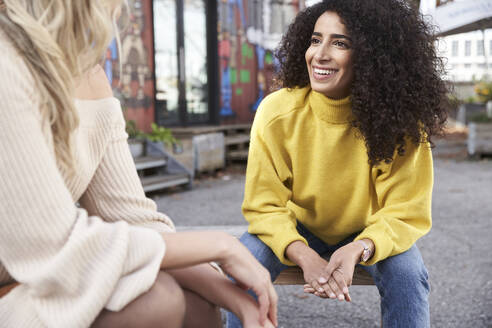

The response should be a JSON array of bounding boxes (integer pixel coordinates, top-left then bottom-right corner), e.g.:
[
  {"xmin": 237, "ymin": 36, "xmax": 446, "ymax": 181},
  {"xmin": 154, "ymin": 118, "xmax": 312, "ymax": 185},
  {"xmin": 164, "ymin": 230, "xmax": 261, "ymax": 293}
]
[{"xmin": 243, "ymin": 87, "xmax": 433, "ymax": 266}]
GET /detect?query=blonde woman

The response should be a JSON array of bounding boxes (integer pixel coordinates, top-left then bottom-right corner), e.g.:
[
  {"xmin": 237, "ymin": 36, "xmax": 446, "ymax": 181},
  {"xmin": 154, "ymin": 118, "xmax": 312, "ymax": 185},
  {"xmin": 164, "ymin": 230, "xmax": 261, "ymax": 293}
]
[{"xmin": 0, "ymin": 1, "xmax": 277, "ymax": 327}]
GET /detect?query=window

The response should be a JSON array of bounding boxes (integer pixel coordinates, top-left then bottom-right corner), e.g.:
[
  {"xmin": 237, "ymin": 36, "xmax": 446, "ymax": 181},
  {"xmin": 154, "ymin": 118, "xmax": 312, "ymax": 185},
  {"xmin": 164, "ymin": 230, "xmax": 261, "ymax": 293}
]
[
  {"xmin": 490, "ymin": 40, "xmax": 492, "ymax": 55},
  {"xmin": 477, "ymin": 63, "xmax": 486, "ymax": 68},
  {"xmin": 452, "ymin": 40, "xmax": 459, "ymax": 56},
  {"xmin": 465, "ymin": 40, "xmax": 471, "ymax": 56},
  {"xmin": 477, "ymin": 40, "xmax": 484, "ymax": 56},
  {"xmin": 464, "ymin": 63, "xmax": 471, "ymax": 68}
]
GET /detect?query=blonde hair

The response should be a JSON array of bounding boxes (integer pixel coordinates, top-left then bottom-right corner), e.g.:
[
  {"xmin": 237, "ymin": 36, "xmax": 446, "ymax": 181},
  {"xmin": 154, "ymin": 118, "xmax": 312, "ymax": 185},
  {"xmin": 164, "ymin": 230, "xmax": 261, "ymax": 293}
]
[{"xmin": 0, "ymin": 0, "xmax": 124, "ymax": 177}]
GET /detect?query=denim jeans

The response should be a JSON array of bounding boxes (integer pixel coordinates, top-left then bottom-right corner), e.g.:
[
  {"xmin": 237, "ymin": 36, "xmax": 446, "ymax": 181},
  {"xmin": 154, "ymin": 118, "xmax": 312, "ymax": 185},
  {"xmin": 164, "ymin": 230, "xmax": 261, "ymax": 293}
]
[{"xmin": 226, "ymin": 222, "xmax": 430, "ymax": 328}]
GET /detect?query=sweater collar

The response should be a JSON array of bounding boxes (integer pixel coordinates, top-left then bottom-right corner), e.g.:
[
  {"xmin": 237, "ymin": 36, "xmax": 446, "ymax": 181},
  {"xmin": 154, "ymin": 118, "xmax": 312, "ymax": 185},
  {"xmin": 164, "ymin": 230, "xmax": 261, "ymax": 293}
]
[{"xmin": 309, "ymin": 89, "xmax": 353, "ymax": 124}]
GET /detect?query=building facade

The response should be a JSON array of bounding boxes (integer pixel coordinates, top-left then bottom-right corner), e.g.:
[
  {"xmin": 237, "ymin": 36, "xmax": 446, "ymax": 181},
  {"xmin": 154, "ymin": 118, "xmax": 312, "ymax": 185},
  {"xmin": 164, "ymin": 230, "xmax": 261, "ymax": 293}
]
[
  {"xmin": 439, "ymin": 29, "xmax": 492, "ymax": 82},
  {"xmin": 107, "ymin": 0, "xmax": 305, "ymax": 131}
]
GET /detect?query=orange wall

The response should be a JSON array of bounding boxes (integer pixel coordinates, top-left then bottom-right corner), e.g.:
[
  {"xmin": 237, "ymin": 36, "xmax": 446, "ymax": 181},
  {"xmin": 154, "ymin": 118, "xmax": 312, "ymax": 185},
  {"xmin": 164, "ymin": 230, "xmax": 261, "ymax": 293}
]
[
  {"xmin": 109, "ymin": 0, "xmax": 155, "ymax": 132},
  {"xmin": 108, "ymin": 0, "xmax": 304, "ymax": 129}
]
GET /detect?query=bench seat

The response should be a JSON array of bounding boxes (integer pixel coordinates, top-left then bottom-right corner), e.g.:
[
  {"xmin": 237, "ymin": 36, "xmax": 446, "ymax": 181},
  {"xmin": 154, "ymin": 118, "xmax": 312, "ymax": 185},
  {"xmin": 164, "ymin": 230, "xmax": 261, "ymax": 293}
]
[{"xmin": 176, "ymin": 225, "xmax": 374, "ymax": 286}]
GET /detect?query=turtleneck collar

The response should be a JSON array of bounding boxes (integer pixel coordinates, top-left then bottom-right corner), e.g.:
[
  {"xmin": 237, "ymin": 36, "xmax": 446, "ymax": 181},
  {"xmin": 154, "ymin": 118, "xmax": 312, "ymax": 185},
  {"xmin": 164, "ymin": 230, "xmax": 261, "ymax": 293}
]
[{"xmin": 309, "ymin": 89, "xmax": 353, "ymax": 124}]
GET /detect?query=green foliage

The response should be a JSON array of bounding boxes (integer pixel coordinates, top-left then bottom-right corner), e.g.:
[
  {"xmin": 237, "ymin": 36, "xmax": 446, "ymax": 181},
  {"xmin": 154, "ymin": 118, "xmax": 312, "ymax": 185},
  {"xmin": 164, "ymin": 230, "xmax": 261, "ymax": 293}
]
[
  {"xmin": 469, "ymin": 112, "xmax": 492, "ymax": 123},
  {"xmin": 126, "ymin": 121, "xmax": 178, "ymax": 147},
  {"xmin": 463, "ymin": 96, "xmax": 477, "ymax": 104},
  {"xmin": 474, "ymin": 80, "xmax": 492, "ymax": 103},
  {"xmin": 145, "ymin": 123, "xmax": 178, "ymax": 147},
  {"xmin": 125, "ymin": 120, "xmax": 144, "ymax": 139}
]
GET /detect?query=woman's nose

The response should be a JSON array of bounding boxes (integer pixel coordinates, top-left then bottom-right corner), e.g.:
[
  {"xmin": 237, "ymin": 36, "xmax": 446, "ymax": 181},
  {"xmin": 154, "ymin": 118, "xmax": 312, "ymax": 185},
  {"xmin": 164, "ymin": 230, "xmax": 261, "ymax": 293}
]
[{"xmin": 314, "ymin": 44, "xmax": 331, "ymax": 62}]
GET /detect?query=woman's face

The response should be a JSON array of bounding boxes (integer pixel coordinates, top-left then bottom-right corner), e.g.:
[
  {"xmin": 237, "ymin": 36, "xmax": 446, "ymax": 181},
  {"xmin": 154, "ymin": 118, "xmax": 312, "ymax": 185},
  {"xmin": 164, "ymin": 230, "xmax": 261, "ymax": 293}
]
[{"xmin": 305, "ymin": 11, "xmax": 354, "ymax": 99}]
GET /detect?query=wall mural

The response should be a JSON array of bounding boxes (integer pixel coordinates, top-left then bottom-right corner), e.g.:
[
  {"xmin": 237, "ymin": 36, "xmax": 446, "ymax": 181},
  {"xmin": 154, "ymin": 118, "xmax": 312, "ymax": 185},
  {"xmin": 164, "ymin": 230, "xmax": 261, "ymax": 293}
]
[
  {"xmin": 218, "ymin": 0, "xmax": 302, "ymax": 123},
  {"xmin": 106, "ymin": 0, "xmax": 155, "ymax": 131}
]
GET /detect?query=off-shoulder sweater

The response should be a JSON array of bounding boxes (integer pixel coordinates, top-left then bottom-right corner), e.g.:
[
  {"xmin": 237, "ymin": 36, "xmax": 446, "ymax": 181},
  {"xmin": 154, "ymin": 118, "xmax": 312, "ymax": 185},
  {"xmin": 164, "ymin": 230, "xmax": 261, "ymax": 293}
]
[{"xmin": 0, "ymin": 30, "xmax": 174, "ymax": 327}]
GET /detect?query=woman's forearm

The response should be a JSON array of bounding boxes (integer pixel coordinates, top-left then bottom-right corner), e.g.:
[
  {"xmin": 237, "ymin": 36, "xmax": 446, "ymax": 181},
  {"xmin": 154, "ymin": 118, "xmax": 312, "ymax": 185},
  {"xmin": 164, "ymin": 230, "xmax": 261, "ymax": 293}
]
[
  {"xmin": 160, "ymin": 230, "xmax": 278, "ymax": 327},
  {"xmin": 285, "ymin": 240, "xmax": 321, "ymax": 269},
  {"xmin": 160, "ymin": 231, "xmax": 234, "ymax": 269},
  {"xmin": 167, "ymin": 264, "xmax": 256, "ymax": 322}
]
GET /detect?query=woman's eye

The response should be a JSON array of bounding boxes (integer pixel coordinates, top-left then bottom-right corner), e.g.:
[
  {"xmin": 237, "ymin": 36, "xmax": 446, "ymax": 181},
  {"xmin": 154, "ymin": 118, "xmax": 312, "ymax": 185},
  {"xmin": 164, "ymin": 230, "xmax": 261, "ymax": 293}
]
[
  {"xmin": 310, "ymin": 38, "xmax": 321, "ymax": 45},
  {"xmin": 334, "ymin": 40, "xmax": 349, "ymax": 48}
]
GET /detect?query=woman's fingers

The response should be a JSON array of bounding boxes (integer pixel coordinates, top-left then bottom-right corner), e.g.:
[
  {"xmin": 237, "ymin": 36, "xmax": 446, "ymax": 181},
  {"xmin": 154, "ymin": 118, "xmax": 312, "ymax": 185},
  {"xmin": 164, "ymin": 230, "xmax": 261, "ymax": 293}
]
[
  {"xmin": 262, "ymin": 318, "xmax": 276, "ymax": 328},
  {"xmin": 332, "ymin": 269, "xmax": 349, "ymax": 301},
  {"xmin": 309, "ymin": 279, "xmax": 325, "ymax": 296},
  {"xmin": 256, "ymin": 292, "xmax": 269, "ymax": 325},
  {"xmin": 303, "ymin": 284, "xmax": 315, "ymax": 293},
  {"xmin": 251, "ymin": 269, "xmax": 278, "ymax": 327},
  {"xmin": 327, "ymin": 277, "xmax": 342, "ymax": 300},
  {"xmin": 268, "ymin": 283, "xmax": 278, "ymax": 327},
  {"xmin": 314, "ymin": 290, "xmax": 330, "ymax": 298}
]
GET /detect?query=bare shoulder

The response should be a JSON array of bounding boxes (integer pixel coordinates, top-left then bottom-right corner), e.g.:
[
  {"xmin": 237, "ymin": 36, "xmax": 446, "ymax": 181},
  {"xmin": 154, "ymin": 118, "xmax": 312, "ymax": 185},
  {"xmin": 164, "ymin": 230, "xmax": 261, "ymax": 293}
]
[{"xmin": 74, "ymin": 65, "xmax": 114, "ymax": 100}]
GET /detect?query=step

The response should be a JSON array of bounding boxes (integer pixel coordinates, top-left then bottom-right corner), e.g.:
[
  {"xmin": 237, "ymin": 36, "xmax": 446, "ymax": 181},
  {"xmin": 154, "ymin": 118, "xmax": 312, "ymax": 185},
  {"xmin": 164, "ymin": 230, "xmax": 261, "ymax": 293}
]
[
  {"xmin": 141, "ymin": 173, "xmax": 190, "ymax": 192},
  {"xmin": 171, "ymin": 124, "xmax": 251, "ymax": 138},
  {"xmin": 176, "ymin": 225, "xmax": 374, "ymax": 286},
  {"xmin": 134, "ymin": 156, "xmax": 167, "ymax": 171},
  {"xmin": 227, "ymin": 150, "xmax": 249, "ymax": 160},
  {"xmin": 225, "ymin": 134, "xmax": 250, "ymax": 146}
]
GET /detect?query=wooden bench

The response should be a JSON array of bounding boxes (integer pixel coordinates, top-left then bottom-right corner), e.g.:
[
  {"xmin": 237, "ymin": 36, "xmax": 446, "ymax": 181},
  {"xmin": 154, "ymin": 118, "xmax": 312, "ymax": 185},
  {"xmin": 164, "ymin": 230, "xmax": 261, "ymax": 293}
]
[{"xmin": 176, "ymin": 225, "xmax": 374, "ymax": 286}]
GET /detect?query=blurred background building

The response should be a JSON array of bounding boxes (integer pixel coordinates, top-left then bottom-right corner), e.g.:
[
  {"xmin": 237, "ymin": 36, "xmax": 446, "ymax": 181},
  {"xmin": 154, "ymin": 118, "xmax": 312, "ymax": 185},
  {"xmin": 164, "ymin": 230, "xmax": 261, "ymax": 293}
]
[
  {"xmin": 424, "ymin": 0, "xmax": 492, "ymax": 100},
  {"xmin": 108, "ymin": 0, "xmax": 492, "ymax": 131},
  {"xmin": 107, "ymin": 0, "xmax": 306, "ymax": 131}
]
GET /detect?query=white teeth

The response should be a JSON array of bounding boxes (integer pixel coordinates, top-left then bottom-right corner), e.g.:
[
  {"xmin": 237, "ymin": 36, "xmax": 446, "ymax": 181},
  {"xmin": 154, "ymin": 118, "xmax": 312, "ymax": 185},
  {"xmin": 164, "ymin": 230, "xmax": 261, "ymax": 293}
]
[{"xmin": 314, "ymin": 68, "xmax": 336, "ymax": 75}]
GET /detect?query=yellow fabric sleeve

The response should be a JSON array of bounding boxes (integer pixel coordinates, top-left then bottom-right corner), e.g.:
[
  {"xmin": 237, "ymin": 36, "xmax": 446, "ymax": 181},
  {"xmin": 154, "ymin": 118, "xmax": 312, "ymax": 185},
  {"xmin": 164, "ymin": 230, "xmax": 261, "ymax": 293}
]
[
  {"xmin": 242, "ymin": 109, "xmax": 307, "ymax": 266},
  {"xmin": 355, "ymin": 141, "xmax": 433, "ymax": 265}
]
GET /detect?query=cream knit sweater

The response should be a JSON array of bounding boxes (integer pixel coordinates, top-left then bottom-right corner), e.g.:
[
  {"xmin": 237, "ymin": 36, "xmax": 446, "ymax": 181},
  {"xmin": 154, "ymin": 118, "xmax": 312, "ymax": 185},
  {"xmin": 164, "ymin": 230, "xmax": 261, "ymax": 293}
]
[{"xmin": 0, "ymin": 31, "xmax": 175, "ymax": 327}]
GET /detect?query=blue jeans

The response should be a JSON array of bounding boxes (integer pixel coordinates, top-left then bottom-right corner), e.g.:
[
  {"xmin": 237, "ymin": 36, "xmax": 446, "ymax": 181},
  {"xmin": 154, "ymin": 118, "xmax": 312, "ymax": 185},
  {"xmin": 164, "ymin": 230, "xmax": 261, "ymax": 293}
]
[{"xmin": 226, "ymin": 222, "xmax": 430, "ymax": 328}]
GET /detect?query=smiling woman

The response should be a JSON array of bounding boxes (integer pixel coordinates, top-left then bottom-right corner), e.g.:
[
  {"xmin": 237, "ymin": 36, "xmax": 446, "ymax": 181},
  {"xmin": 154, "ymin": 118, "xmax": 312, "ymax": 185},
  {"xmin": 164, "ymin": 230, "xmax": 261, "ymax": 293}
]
[
  {"xmin": 227, "ymin": 1, "xmax": 450, "ymax": 328},
  {"xmin": 304, "ymin": 11, "xmax": 354, "ymax": 99}
]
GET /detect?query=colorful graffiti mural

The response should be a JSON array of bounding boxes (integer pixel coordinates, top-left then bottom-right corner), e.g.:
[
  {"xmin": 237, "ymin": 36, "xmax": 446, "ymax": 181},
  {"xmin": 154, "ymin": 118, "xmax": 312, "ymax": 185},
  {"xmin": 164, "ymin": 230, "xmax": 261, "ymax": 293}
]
[
  {"xmin": 218, "ymin": 0, "xmax": 302, "ymax": 123},
  {"xmin": 106, "ymin": 0, "xmax": 155, "ymax": 132}
]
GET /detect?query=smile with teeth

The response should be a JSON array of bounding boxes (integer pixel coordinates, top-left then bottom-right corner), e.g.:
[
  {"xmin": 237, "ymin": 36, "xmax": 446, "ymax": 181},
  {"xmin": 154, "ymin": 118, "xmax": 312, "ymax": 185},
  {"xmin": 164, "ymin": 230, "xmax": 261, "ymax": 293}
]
[{"xmin": 313, "ymin": 67, "xmax": 337, "ymax": 76}]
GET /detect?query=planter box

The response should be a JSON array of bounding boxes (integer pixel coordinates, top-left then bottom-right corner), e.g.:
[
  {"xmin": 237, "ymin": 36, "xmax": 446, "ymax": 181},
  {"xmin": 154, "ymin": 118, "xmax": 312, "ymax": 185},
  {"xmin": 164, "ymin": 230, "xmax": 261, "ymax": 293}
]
[
  {"xmin": 128, "ymin": 139, "xmax": 145, "ymax": 158},
  {"xmin": 467, "ymin": 123, "xmax": 492, "ymax": 156},
  {"xmin": 192, "ymin": 133, "xmax": 225, "ymax": 173}
]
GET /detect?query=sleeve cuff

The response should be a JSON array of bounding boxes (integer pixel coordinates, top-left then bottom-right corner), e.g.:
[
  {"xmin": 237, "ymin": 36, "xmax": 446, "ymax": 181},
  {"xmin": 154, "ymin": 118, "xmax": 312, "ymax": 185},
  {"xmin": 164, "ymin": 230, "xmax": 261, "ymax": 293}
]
[
  {"xmin": 254, "ymin": 228, "xmax": 308, "ymax": 266},
  {"xmin": 354, "ymin": 223, "xmax": 393, "ymax": 266}
]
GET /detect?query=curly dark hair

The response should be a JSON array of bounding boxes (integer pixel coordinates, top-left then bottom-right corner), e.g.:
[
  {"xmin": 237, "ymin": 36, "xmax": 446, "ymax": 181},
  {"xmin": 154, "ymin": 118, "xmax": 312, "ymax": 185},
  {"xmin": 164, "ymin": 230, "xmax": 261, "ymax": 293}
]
[{"xmin": 275, "ymin": 0, "xmax": 449, "ymax": 165}]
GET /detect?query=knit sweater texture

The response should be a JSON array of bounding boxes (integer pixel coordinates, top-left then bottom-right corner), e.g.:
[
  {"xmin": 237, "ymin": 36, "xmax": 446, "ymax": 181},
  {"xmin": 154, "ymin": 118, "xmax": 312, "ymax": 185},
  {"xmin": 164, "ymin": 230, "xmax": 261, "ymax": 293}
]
[
  {"xmin": 243, "ymin": 87, "xmax": 433, "ymax": 266},
  {"xmin": 0, "ymin": 31, "xmax": 174, "ymax": 327}
]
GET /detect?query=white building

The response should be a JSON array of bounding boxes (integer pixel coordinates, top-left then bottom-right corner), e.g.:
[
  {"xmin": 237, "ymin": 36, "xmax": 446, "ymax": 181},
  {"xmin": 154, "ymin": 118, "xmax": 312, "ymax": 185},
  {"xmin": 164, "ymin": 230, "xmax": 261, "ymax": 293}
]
[{"xmin": 438, "ymin": 29, "xmax": 492, "ymax": 82}]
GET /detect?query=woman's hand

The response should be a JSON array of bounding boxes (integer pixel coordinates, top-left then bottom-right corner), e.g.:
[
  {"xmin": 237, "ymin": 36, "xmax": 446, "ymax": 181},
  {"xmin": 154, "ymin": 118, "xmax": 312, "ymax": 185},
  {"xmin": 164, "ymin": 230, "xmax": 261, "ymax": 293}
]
[
  {"xmin": 285, "ymin": 241, "xmax": 334, "ymax": 299},
  {"xmin": 234, "ymin": 288, "xmax": 276, "ymax": 328},
  {"xmin": 74, "ymin": 65, "xmax": 113, "ymax": 100},
  {"xmin": 166, "ymin": 263, "xmax": 276, "ymax": 328},
  {"xmin": 219, "ymin": 237, "xmax": 278, "ymax": 327},
  {"xmin": 307, "ymin": 242, "xmax": 363, "ymax": 302},
  {"xmin": 298, "ymin": 253, "xmax": 331, "ymax": 297},
  {"xmin": 160, "ymin": 231, "xmax": 278, "ymax": 327}
]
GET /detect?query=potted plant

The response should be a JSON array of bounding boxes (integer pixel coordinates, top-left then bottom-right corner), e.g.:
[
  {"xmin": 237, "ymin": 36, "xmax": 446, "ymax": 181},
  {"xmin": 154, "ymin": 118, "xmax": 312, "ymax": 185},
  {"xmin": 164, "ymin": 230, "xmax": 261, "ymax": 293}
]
[
  {"xmin": 467, "ymin": 81, "xmax": 492, "ymax": 157},
  {"xmin": 145, "ymin": 123, "xmax": 181, "ymax": 155},
  {"xmin": 126, "ymin": 120, "xmax": 146, "ymax": 158},
  {"xmin": 474, "ymin": 80, "xmax": 492, "ymax": 118}
]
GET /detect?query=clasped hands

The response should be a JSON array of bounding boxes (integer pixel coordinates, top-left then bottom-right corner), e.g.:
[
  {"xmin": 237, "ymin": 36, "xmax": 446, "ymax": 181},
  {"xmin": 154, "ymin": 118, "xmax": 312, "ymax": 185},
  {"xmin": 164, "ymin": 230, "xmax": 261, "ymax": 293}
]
[{"xmin": 299, "ymin": 242, "xmax": 364, "ymax": 302}]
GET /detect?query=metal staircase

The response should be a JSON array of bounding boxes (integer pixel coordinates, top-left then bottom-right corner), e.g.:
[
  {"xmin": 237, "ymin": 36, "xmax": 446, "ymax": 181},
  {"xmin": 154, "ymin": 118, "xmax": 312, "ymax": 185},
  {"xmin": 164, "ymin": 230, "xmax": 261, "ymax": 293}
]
[{"xmin": 132, "ymin": 140, "xmax": 192, "ymax": 193}]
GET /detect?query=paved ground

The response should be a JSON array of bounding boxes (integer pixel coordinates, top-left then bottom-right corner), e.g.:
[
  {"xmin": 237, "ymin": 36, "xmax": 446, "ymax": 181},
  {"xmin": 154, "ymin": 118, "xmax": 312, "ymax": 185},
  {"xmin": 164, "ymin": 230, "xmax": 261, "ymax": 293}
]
[{"xmin": 152, "ymin": 154, "xmax": 492, "ymax": 328}]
